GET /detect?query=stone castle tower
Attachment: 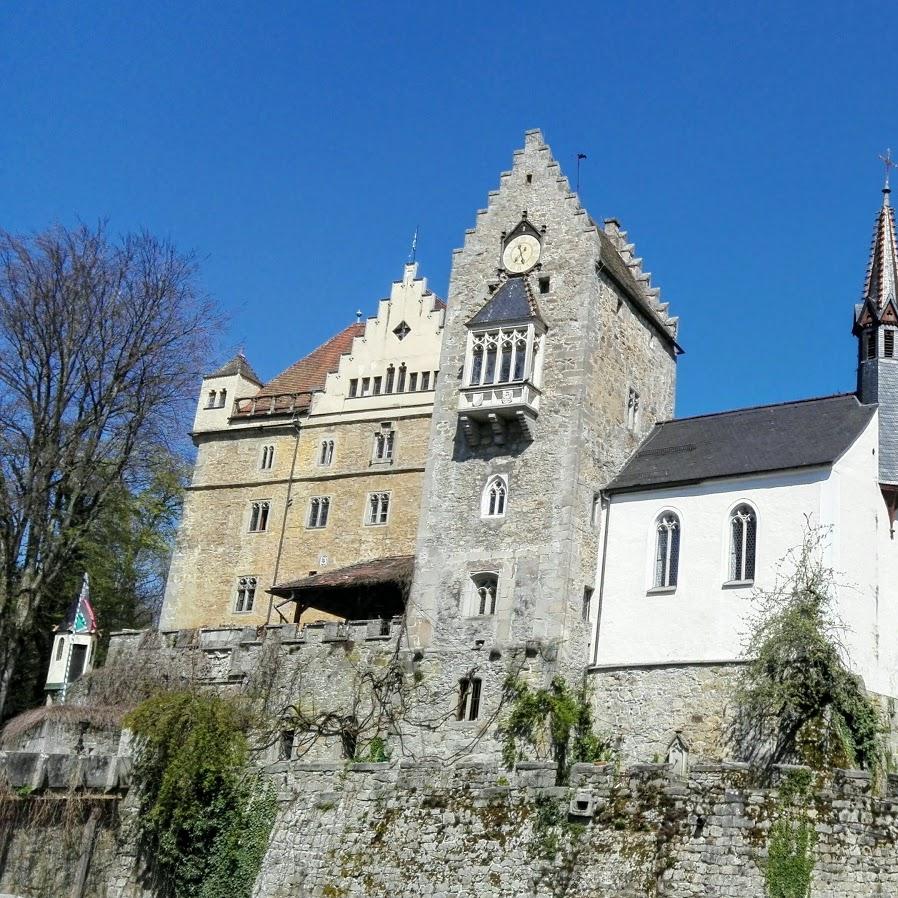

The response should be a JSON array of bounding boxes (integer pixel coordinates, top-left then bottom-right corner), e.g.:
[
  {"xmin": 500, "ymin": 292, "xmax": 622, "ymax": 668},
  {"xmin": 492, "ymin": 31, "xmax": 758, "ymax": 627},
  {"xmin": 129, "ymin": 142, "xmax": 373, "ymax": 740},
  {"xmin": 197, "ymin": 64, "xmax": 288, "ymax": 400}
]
[{"xmin": 405, "ymin": 130, "xmax": 680, "ymax": 675}]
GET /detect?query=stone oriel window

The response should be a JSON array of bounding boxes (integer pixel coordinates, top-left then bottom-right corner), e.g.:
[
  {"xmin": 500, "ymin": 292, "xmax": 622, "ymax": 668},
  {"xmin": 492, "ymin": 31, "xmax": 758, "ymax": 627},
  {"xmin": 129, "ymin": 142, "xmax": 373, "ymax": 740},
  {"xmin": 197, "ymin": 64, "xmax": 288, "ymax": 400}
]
[
  {"xmin": 728, "ymin": 505, "xmax": 757, "ymax": 583},
  {"xmin": 653, "ymin": 512, "xmax": 680, "ymax": 589},
  {"xmin": 372, "ymin": 424, "xmax": 395, "ymax": 463},
  {"xmin": 481, "ymin": 475, "xmax": 507, "ymax": 518},
  {"xmin": 260, "ymin": 445, "xmax": 275, "ymax": 470},
  {"xmin": 307, "ymin": 496, "xmax": 330, "ymax": 529},
  {"xmin": 249, "ymin": 501, "xmax": 270, "ymax": 533},
  {"xmin": 318, "ymin": 439, "xmax": 334, "ymax": 467},
  {"xmin": 467, "ymin": 328, "xmax": 530, "ymax": 387},
  {"xmin": 457, "ymin": 677, "xmax": 482, "ymax": 721},
  {"xmin": 365, "ymin": 492, "xmax": 390, "ymax": 526},
  {"xmin": 470, "ymin": 572, "xmax": 498, "ymax": 615},
  {"xmin": 234, "ymin": 576, "xmax": 257, "ymax": 613}
]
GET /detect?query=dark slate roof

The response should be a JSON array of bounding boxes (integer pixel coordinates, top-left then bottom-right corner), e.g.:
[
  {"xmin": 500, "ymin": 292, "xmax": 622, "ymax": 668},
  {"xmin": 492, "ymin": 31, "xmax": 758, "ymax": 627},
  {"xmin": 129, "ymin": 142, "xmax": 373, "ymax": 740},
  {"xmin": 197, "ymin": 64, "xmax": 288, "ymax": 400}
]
[
  {"xmin": 208, "ymin": 353, "xmax": 262, "ymax": 384},
  {"xmin": 607, "ymin": 394, "xmax": 876, "ymax": 493},
  {"xmin": 467, "ymin": 276, "xmax": 542, "ymax": 326}
]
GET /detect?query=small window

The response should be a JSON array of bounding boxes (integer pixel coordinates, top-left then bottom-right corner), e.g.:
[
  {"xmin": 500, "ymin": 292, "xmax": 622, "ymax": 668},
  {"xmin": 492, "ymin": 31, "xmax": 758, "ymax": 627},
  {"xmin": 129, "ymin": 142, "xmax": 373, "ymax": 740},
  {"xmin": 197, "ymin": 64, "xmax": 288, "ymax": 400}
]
[
  {"xmin": 539, "ymin": 276, "xmax": 550, "ymax": 294},
  {"xmin": 886, "ymin": 330, "xmax": 895, "ymax": 358},
  {"xmin": 409, "ymin": 372, "xmax": 418, "ymax": 391},
  {"xmin": 348, "ymin": 379, "xmax": 359, "ymax": 398},
  {"xmin": 420, "ymin": 371, "xmax": 431, "ymax": 391},
  {"xmin": 867, "ymin": 330, "xmax": 878, "ymax": 360},
  {"xmin": 397, "ymin": 364, "xmax": 407, "ymax": 392},
  {"xmin": 361, "ymin": 377, "xmax": 371, "ymax": 396},
  {"xmin": 260, "ymin": 445, "xmax": 275, "ymax": 470},
  {"xmin": 591, "ymin": 492, "xmax": 601, "ymax": 527},
  {"xmin": 433, "ymin": 371, "xmax": 438, "ymax": 387},
  {"xmin": 373, "ymin": 376, "xmax": 382, "ymax": 395},
  {"xmin": 526, "ymin": 173, "xmax": 533, "ymax": 184},
  {"xmin": 249, "ymin": 501, "xmax": 270, "ymax": 532},
  {"xmin": 234, "ymin": 576, "xmax": 257, "ymax": 613},
  {"xmin": 729, "ymin": 505, "xmax": 757, "ymax": 582},
  {"xmin": 218, "ymin": 388, "xmax": 227, "ymax": 408},
  {"xmin": 366, "ymin": 492, "xmax": 390, "ymax": 525},
  {"xmin": 207, "ymin": 389, "xmax": 217, "ymax": 408},
  {"xmin": 471, "ymin": 573, "xmax": 498, "ymax": 615},
  {"xmin": 373, "ymin": 426, "xmax": 395, "ymax": 462},
  {"xmin": 654, "ymin": 513, "xmax": 680, "ymax": 589},
  {"xmin": 318, "ymin": 439, "xmax": 334, "ymax": 467},
  {"xmin": 308, "ymin": 496, "xmax": 330, "ymax": 528},
  {"xmin": 280, "ymin": 729, "xmax": 295, "ymax": 760},
  {"xmin": 385, "ymin": 365, "xmax": 395, "ymax": 393},
  {"xmin": 481, "ymin": 475, "xmax": 507, "ymax": 518},
  {"xmin": 457, "ymin": 678, "xmax": 482, "ymax": 721},
  {"xmin": 393, "ymin": 321, "xmax": 411, "ymax": 340},
  {"xmin": 582, "ymin": 586, "xmax": 594, "ymax": 622},
  {"xmin": 627, "ymin": 388, "xmax": 640, "ymax": 430},
  {"xmin": 55, "ymin": 637, "xmax": 64, "ymax": 661}
]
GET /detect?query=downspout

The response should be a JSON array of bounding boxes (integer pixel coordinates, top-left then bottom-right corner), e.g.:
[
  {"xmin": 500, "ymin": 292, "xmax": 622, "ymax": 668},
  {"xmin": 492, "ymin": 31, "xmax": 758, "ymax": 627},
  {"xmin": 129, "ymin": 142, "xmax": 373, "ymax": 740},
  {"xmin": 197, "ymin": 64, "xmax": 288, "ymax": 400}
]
[
  {"xmin": 590, "ymin": 492, "xmax": 612, "ymax": 667},
  {"xmin": 266, "ymin": 415, "xmax": 302, "ymax": 626}
]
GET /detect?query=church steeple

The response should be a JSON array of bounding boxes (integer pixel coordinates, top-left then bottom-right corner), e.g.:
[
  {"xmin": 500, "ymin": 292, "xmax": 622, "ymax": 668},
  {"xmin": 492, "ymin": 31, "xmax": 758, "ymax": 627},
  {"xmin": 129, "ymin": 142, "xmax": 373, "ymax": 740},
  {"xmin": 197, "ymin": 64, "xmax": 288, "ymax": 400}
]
[{"xmin": 856, "ymin": 157, "xmax": 898, "ymax": 487}]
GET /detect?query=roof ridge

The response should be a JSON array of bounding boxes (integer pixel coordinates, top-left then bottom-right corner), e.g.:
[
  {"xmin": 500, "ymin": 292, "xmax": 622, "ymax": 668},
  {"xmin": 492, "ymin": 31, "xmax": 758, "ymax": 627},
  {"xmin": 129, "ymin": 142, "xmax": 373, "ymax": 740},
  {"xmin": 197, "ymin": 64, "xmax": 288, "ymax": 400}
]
[{"xmin": 655, "ymin": 392, "xmax": 862, "ymax": 426}]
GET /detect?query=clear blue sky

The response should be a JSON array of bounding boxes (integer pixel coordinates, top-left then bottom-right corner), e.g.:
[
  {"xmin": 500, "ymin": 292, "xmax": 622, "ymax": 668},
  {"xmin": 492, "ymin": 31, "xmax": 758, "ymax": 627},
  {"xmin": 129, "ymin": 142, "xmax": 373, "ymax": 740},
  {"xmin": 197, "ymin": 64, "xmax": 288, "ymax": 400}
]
[{"xmin": 2, "ymin": 1, "xmax": 894, "ymax": 418}]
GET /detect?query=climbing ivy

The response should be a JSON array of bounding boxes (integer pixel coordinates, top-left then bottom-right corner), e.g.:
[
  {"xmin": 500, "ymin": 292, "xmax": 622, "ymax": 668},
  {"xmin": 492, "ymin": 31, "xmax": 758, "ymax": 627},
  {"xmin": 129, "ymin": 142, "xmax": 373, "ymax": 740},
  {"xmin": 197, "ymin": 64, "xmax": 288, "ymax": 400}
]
[
  {"xmin": 124, "ymin": 691, "xmax": 277, "ymax": 898},
  {"xmin": 500, "ymin": 676, "xmax": 613, "ymax": 784},
  {"xmin": 765, "ymin": 769, "xmax": 816, "ymax": 898}
]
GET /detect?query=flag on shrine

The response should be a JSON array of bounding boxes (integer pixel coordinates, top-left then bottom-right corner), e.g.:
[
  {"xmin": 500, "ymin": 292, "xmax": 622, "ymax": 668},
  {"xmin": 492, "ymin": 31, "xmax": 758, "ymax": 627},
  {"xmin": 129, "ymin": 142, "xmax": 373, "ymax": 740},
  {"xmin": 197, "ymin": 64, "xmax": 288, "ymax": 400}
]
[{"xmin": 67, "ymin": 573, "xmax": 98, "ymax": 633}]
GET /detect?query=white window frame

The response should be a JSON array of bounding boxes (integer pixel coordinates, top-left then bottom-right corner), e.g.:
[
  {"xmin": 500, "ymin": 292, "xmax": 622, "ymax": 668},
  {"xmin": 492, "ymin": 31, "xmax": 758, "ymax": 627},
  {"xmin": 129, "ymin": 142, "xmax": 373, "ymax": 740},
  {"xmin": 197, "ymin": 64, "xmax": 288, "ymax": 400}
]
[
  {"xmin": 726, "ymin": 502, "xmax": 758, "ymax": 584},
  {"xmin": 318, "ymin": 438, "xmax": 335, "ymax": 467},
  {"xmin": 365, "ymin": 492, "xmax": 391, "ymax": 526},
  {"xmin": 307, "ymin": 496, "xmax": 330, "ymax": 529},
  {"xmin": 481, "ymin": 475, "xmax": 508, "ymax": 518},
  {"xmin": 234, "ymin": 576, "xmax": 258, "ymax": 613},
  {"xmin": 372, "ymin": 425, "xmax": 395, "ymax": 463},
  {"xmin": 650, "ymin": 510, "xmax": 680, "ymax": 591},
  {"xmin": 464, "ymin": 323, "xmax": 542, "ymax": 389},
  {"xmin": 260, "ymin": 445, "xmax": 275, "ymax": 470}
]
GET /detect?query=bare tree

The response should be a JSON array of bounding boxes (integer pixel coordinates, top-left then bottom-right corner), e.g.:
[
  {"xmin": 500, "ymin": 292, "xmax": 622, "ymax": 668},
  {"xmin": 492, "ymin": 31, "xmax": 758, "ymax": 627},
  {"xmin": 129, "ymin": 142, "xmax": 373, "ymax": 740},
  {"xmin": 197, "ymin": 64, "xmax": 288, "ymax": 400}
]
[{"xmin": 0, "ymin": 223, "xmax": 217, "ymax": 718}]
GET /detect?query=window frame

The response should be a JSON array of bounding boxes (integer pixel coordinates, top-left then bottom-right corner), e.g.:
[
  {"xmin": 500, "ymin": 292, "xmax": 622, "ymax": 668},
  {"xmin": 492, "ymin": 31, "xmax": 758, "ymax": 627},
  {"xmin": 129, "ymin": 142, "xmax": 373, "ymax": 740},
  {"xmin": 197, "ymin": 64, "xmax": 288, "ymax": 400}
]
[
  {"xmin": 318, "ymin": 438, "xmax": 335, "ymax": 467},
  {"xmin": 481, "ymin": 474, "xmax": 508, "ymax": 519},
  {"xmin": 234, "ymin": 575, "xmax": 258, "ymax": 614},
  {"xmin": 364, "ymin": 491, "xmax": 391, "ymax": 526},
  {"xmin": 649, "ymin": 510, "xmax": 680, "ymax": 592},
  {"xmin": 248, "ymin": 500, "xmax": 271, "ymax": 533},
  {"xmin": 457, "ymin": 677, "xmax": 482, "ymax": 721},
  {"xmin": 372, "ymin": 425, "xmax": 395, "ymax": 463},
  {"xmin": 307, "ymin": 496, "xmax": 330, "ymax": 529},
  {"xmin": 260, "ymin": 445, "xmax": 275, "ymax": 470},
  {"xmin": 468, "ymin": 571, "xmax": 499, "ymax": 616},
  {"xmin": 726, "ymin": 502, "xmax": 758, "ymax": 585}
]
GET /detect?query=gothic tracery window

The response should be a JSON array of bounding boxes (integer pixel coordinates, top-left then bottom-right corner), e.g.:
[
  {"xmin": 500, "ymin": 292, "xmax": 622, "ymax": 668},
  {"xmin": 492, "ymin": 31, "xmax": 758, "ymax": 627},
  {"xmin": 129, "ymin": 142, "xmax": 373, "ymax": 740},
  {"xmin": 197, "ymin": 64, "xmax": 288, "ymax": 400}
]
[
  {"xmin": 654, "ymin": 512, "xmax": 680, "ymax": 589},
  {"xmin": 249, "ymin": 501, "xmax": 270, "ymax": 532},
  {"xmin": 234, "ymin": 576, "xmax": 257, "ymax": 613},
  {"xmin": 319, "ymin": 439, "xmax": 334, "ymax": 466},
  {"xmin": 729, "ymin": 505, "xmax": 757, "ymax": 582},
  {"xmin": 467, "ymin": 327, "xmax": 533, "ymax": 387},
  {"xmin": 373, "ymin": 426, "xmax": 395, "ymax": 462},
  {"xmin": 366, "ymin": 492, "xmax": 390, "ymax": 525},
  {"xmin": 471, "ymin": 573, "xmax": 498, "ymax": 615},
  {"xmin": 482, "ymin": 475, "xmax": 507, "ymax": 518}
]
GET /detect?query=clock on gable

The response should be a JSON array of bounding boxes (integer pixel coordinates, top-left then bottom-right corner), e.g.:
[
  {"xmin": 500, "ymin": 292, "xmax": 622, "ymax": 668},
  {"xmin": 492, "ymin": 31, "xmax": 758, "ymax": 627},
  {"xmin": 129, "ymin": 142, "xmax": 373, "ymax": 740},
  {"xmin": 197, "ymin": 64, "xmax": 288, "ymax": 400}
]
[{"xmin": 501, "ymin": 217, "xmax": 543, "ymax": 274}]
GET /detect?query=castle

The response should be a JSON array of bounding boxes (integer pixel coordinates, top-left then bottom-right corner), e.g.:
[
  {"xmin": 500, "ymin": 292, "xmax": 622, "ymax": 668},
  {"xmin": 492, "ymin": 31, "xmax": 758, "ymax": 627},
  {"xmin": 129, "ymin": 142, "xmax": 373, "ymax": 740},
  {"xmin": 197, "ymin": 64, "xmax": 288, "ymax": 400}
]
[{"xmin": 152, "ymin": 128, "xmax": 898, "ymax": 764}]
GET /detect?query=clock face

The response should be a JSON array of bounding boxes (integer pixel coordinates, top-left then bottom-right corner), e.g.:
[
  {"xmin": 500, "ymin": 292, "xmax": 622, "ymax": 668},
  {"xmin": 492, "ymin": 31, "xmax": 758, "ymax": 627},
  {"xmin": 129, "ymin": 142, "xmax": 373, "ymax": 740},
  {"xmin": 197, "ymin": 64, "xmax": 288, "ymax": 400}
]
[{"xmin": 502, "ymin": 234, "xmax": 541, "ymax": 273}]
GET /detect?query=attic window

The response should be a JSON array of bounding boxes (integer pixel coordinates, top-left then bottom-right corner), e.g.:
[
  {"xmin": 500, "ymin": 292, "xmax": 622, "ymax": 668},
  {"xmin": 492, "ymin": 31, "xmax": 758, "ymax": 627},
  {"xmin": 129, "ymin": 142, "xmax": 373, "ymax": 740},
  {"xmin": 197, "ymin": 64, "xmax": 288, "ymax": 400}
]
[{"xmin": 393, "ymin": 321, "xmax": 411, "ymax": 340}]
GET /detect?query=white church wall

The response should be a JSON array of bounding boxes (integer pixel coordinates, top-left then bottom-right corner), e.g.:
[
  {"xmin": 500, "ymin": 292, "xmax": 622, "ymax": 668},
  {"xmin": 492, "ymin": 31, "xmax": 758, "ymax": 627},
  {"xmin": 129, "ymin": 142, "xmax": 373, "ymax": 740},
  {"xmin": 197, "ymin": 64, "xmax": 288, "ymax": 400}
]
[{"xmin": 591, "ymin": 468, "xmax": 830, "ymax": 667}]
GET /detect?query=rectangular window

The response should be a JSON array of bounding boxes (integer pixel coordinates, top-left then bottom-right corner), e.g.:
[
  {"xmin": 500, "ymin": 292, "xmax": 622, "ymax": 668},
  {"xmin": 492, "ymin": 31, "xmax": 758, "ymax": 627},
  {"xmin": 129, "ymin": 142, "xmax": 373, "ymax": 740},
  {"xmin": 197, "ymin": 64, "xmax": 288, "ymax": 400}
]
[
  {"xmin": 308, "ymin": 496, "xmax": 330, "ymax": 528},
  {"xmin": 373, "ymin": 376, "xmax": 382, "ymax": 395},
  {"xmin": 385, "ymin": 367, "xmax": 395, "ymax": 393},
  {"xmin": 409, "ymin": 372, "xmax": 418, "ymax": 391},
  {"xmin": 248, "ymin": 501, "xmax": 270, "ymax": 532},
  {"xmin": 348, "ymin": 379, "xmax": 359, "ymax": 398},
  {"xmin": 457, "ymin": 678, "xmax": 482, "ymax": 721},
  {"xmin": 627, "ymin": 388, "xmax": 640, "ymax": 430},
  {"xmin": 55, "ymin": 637, "xmax": 64, "ymax": 661},
  {"xmin": 280, "ymin": 729, "xmax": 295, "ymax": 760},
  {"xmin": 886, "ymin": 330, "xmax": 895, "ymax": 358},
  {"xmin": 234, "ymin": 576, "xmax": 257, "ymax": 613},
  {"xmin": 366, "ymin": 492, "xmax": 390, "ymax": 525},
  {"xmin": 591, "ymin": 492, "xmax": 601, "ymax": 527},
  {"xmin": 867, "ymin": 331, "xmax": 877, "ymax": 360},
  {"xmin": 361, "ymin": 377, "xmax": 371, "ymax": 396},
  {"xmin": 373, "ymin": 425, "xmax": 395, "ymax": 462},
  {"xmin": 582, "ymin": 586, "xmax": 594, "ymax": 622},
  {"xmin": 397, "ymin": 366, "xmax": 407, "ymax": 392},
  {"xmin": 420, "ymin": 371, "xmax": 430, "ymax": 391},
  {"xmin": 539, "ymin": 276, "xmax": 550, "ymax": 294}
]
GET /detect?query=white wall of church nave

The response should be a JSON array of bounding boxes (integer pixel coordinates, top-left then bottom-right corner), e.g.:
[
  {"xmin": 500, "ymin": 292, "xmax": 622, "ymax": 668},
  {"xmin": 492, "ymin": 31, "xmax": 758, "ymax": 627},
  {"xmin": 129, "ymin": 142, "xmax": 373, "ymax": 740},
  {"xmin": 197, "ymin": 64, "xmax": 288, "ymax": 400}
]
[{"xmin": 592, "ymin": 468, "xmax": 832, "ymax": 668}]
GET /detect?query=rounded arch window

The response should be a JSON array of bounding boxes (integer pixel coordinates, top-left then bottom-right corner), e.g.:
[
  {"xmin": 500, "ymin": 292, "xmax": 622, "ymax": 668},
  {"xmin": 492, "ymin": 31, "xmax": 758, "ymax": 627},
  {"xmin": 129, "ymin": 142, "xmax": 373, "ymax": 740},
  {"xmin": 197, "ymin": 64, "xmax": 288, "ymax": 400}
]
[
  {"xmin": 728, "ymin": 504, "xmax": 757, "ymax": 582},
  {"xmin": 653, "ymin": 512, "xmax": 680, "ymax": 589}
]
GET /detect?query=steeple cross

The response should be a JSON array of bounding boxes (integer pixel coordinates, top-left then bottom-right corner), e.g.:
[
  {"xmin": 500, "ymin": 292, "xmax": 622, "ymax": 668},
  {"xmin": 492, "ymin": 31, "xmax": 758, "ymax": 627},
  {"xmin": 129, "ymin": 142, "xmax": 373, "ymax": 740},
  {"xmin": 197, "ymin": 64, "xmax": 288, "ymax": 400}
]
[{"xmin": 880, "ymin": 148, "xmax": 896, "ymax": 189}]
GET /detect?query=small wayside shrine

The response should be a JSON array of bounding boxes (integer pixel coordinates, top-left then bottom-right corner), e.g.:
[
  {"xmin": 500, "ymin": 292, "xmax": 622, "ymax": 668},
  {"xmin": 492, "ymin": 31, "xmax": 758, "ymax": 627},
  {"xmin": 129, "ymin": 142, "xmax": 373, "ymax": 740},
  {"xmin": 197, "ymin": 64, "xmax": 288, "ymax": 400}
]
[{"xmin": 44, "ymin": 573, "xmax": 99, "ymax": 702}]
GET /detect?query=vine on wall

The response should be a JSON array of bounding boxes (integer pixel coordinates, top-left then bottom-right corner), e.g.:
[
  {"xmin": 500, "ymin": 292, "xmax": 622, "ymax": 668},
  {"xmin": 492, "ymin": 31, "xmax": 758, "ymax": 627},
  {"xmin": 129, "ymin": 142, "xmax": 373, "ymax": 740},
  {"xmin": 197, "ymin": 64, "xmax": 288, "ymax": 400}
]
[
  {"xmin": 764, "ymin": 769, "xmax": 816, "ymax": 898},
  {"xmin": 124, "ymin": 691, "xmax": 277, "ymax": 898}
]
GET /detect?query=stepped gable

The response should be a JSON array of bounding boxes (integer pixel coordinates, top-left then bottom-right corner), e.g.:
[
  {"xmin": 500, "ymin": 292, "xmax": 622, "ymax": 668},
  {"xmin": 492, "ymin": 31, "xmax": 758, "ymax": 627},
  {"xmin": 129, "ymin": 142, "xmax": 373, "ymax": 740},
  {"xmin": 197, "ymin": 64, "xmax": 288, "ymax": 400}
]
[
  {"xmin": 608, "ymin": 393, "xmax": 876, "ymax": 492},
  {"xmin": 467, "ymin": 276, "xmax": 542, "ymax": 325},
  {"xmin": 207, "ymin": 353, "xmax": 262, "ymax": 384},
  {"xmin": 256, "ymin": 322, "xmax": 365, "ymax": 399},
  {"xmin": 600, "ymin": 218, "xmax": 681, "ymax": 346}
]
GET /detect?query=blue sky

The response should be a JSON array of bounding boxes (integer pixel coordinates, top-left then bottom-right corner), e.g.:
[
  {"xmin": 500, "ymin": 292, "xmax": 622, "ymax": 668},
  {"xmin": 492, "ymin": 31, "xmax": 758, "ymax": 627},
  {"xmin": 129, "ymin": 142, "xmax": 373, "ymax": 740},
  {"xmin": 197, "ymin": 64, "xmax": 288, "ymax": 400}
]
[{"xmin": 2, "ymin": 1, "xmax": 894, "ymax": 418}]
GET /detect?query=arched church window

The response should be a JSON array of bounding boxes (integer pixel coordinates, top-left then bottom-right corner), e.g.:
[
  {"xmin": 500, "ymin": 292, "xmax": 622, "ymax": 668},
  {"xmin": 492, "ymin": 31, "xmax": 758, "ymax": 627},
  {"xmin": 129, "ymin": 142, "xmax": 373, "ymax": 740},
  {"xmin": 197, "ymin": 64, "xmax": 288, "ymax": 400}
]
[
  {"xmin": 654, "ymin": 513, "xmax": 680, "ymax": 589},
  {"xmin": 729, "ymin": 505, "xmax": 756, "ymax": 582},
  {"xmin": 481, "ymin": 475, "xmax": 507, "ymax": 518}
]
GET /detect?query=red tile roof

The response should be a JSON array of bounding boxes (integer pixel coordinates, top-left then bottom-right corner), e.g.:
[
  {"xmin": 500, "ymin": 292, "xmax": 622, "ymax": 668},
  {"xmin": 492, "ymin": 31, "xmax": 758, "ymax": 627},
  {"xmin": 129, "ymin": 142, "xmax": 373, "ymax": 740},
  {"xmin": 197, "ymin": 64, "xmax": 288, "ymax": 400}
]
[
  {"xmin": 257, "ymin": 322, "xmax": 365, "ymax": 398},
  {"xmin": 270, "ymin": 555, "xmax": 415, "ymax": 594}
]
